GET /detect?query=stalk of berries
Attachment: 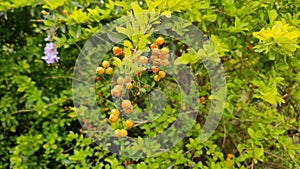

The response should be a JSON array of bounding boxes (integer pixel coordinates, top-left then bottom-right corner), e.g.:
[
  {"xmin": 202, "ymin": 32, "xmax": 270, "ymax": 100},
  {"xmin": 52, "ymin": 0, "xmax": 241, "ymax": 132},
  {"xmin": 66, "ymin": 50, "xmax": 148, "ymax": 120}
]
[{"xmin": 107, "ymin": 36, "xmax": 170, "ymax": 138}]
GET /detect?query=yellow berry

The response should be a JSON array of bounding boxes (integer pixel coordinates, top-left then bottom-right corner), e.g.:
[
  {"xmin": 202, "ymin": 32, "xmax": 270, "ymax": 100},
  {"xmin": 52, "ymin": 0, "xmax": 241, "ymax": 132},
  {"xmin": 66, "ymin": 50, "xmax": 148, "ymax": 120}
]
[
  {"xmin": 41, "ymin": 10, "xmax": 48, "ymax": 15},
  {"xmin": 62, "ymin": 9, "xmax": 68, "ymax": 16},
  {"xmin": 109, "ymin": 114, "xmax": 118, "ymax": 123},
  {"xmin": 105, "ymin": 67, "xmax": 113, "ymax": 75},
  {"xmin": 96, "ymin": 67, "xmax": 105, "ymax": 75},
  {"xmin": 154, "ymin": 75, "xmax": 160, "ymax": 82},
  {"xmin": 124, "ymin": 119, "xmax": 134, "ymax": 128},
  {"xmin": 102, "ymin": 60, "xmax": 110, "ymax": 68},
  {"xmin": 117, "ymin": 77, "xmax": 124, "ymax": 85},
  {"xmin": 160, "ymin": 47, "xmax": 169, "ymax": 59},
  {"xmin": 181, "ymin": 103, "xmax": 187, "ymax": 111},
  {"xmin": 119, "ymin": 129, "xmax": 128, "ymax": 137},
  {"xmin": 126, "ymin": 83, "xmax": 133, "ymax": 90},
  {"xmin": 111, "ymin": 109, "xmax": 120, "ymax": 116},
  {"xmin": 114, "ymin": 129, "xmax": 121, "ymax": 137},
  {"xmin": 158, "ymin": 71, "xmax": 166, "ymax": 78}
]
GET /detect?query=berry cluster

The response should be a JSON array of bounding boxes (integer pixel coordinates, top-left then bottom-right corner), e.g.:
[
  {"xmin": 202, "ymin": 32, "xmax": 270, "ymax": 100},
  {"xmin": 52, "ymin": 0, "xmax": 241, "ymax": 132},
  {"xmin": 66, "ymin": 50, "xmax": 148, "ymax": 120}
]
[
  {"xmin": 103, "ymin": 37, "xmax": 171, "ymax": 138},
  {"xmin": 97, "ymin": 60, "xmax": 113, "ymax": 75}
]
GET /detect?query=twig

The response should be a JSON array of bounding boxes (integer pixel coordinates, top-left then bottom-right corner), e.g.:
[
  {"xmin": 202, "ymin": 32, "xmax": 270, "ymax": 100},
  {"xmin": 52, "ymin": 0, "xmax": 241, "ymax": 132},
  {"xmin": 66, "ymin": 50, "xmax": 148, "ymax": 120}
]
[
  {"xmin": 11, "ymin": 109, "xmax": 33, "ymax": 115},
  {"xmin": 222, "ymin": 122, "xmax": 227, "ymax": 149}
]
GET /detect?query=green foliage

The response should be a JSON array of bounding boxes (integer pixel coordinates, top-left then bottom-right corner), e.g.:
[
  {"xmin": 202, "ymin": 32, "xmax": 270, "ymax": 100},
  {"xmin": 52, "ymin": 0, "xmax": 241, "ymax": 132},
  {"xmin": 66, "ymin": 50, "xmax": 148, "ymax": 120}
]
[{"xmin": 0, "ymin": 0, "xmax": 299, "ymax": 169}]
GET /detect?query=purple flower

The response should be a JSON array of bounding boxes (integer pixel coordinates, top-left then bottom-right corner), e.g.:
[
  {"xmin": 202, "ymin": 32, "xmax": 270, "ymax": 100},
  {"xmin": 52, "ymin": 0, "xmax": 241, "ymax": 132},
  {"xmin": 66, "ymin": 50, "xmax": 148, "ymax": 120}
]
[
  {"xmin": 44, "ymin": 34, "xmax": 51, "ymax": 41},
  {"xmin": 42, "ymin": 42, "xmax": 60, "ymax": 64}
]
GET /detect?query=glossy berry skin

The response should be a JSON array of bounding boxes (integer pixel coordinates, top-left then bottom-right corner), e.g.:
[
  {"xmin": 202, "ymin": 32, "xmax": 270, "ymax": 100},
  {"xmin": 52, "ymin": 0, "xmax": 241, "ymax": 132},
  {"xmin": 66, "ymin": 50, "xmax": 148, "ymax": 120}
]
[
  {"xmin": 155, "ymin": 37, "xmax": 164, "ymax": 45},
  {"xmin": 150, "ymin": 43, "xmax": 158, "ymax": 49},
  {"xmin": 154, "ymin": 75, "xmax": 160, "ymax": 82},
  {"xmin": 119, "ymin": 129, "xmax": 128, "ymax": 137},
  {"xmin": 114, "ymin": 129, "xmax": 120, "ymax": 137},
  {"xmin": 113, "ymin": 47, "xmax": 122, "ymax": 56},
  {"xmin": 105, "ymin": 67, "xmax": 113, "ymax": 75},
  {"xmin": 158, "ymin": 71, "xmax": 166, "ymax": 78},
  {"xmin": 124, "ymin": 119, "xmax": 134, "ymax": 128},
  {"xmin": 97, "ymin": 67, "xmax": 105, "ymax": 75},
  {"xmin": 109, "ymin": 114, "xmax": 118, "ymax": 123},
  {"xmin": 41, "ymin": 10, "xmax": 48, "ymax": 15},
  {"xmin": 152, "ymin": 66, "xmax": 159, "ymax": 73},
  {"xmin": 102, "ymin": 60, "xmax": 110, "ymax": 68},
  {"xmin": 111, "ymin": 109, "xmax": 120, "ymax": 116}
]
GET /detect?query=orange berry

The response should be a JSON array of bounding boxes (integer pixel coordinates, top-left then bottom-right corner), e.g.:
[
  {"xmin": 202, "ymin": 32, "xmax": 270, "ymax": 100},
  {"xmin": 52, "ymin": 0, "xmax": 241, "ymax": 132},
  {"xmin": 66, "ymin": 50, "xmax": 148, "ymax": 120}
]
[
  {"xmin": 117, "ymin": 77, "xmax": 124, "ymax": 85},
  {"xmin": 62, "ymin": 9, "xmax": 68, "ymax": 16},
  {"xmin": 109, "ymin": 114, "xmax": 118, "ymax": 123},
  {"xmin": 96, "ymin": 67, "xmax": 105, "ymax": 75},
  {"xmin": 119, "ymin": 129, "xmax": 128, "ymax": 137},
  {"xmin": 105, "ymin": 67, "xmax": 113, "ymax": 75},
  {"xmin": 111, "ymin": 88, "xmax": 121, "ymax": 97},
  {"xmin": 136, "ymin": 72, "xmax": 142, "ymax": 77},
  {"xmin": 160, "ymin": 59, "xmax": 169, "ymax": 66},
  {"xmin": 200, "ymin": 96, "xmax": 206, "ymax": 103},
  {"xmin": 113, "ymin": 47, "xmax": 122, "ymax": 56},
  {"xmin": 154, "ymin": 75, "xmax": 160, "ymax": 82},
  {"xmin": 111, "ymin": 109, "xmax": 120, "ymax": 116},
  {"xmin": 158, "ymin": 71, "xmax": 166, "ymax": 78},
  {"xmin": 121, "ymin": 100, "xmax": 133, "ymax": 114},
  {"xmin": 152, "ymin": 48, "xmax": 160, "ymax": 56},
  {"xmin": 152, "ymin": 66, "xmax": 159, "ymax": 73},
  {"xmin": 150, "ymin": 43, "xmax": 158, "ymax": 49},
  {"xmin": 139, "ymin": 56, "xmax": 148, "ymax": 64},
  {"xmin": 155, "ymin": 37, "xmax": 164, "ymax": 45},
  {"xmin": 153, "ymin": 58, "xmax": 161, "ymax": 66},
  {"xmin": 124, "ymin": 119, "xmax": 134, "ymax": 128},
  {"xmin": 124, "ymin": 107, "xmax": 133, "ymax": 114},
  {"xmin": 150, "ymin": 55, "xmax": 158, "ymax": 61}
]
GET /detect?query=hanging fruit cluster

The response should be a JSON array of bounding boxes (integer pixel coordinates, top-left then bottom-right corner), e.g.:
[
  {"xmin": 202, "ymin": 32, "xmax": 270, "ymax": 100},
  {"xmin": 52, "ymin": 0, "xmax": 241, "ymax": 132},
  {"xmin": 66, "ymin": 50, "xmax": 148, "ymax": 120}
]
[{"xmin": 98, "ymin": 36, "xmax": 172, "ymax": 138}]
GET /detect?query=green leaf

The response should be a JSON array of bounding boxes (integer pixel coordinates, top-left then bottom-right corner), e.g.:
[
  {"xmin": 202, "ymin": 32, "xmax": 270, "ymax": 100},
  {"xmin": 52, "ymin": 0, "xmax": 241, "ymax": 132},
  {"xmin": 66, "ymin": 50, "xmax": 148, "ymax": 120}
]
[
  {"xmin": 268, "ymin": 9, "xmax": 277, "ymax": 24},
  {"xmin": 248, "ymin": 128, "xmax": 255, "ymax": 139},
  {"xmin": 131, "ymin": 2, "xmax": 143, "ymax": 14},
  {"xmin": 161, "ymin": 11, "xmax": 171, "ymax": 18},
  {"xmin": 174, "ymin": 57, "xmax": 189, "ymax": 65}
]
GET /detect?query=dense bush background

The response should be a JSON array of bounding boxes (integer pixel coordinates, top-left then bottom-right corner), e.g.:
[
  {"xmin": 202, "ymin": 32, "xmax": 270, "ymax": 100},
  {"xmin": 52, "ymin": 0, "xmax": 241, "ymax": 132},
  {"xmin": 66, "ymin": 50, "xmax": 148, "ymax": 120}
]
[{"xmin": 0, "ymin": 0, "xmax": 299, "ymax": 168}]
